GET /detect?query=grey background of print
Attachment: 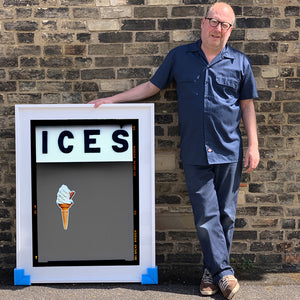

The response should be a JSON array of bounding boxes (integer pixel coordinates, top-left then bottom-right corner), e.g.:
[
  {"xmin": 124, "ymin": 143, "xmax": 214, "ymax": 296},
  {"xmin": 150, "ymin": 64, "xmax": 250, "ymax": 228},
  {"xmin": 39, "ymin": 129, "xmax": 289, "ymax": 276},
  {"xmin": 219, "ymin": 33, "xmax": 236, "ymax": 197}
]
[{"xmin": 35, "ymin": 162, "xmax": 134, "ymax": 263}]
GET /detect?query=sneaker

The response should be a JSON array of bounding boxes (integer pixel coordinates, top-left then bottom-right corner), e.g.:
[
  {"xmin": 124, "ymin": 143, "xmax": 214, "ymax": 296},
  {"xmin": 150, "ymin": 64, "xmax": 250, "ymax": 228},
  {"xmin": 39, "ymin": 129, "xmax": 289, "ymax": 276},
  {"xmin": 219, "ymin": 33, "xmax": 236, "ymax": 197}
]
[
  {"xmin": 200, "ymin": 268, "xmax": 219, "ymax": 296},
  {"xmin": 218, "ymin": 275, "xmax": 240, "ymax": 299}
]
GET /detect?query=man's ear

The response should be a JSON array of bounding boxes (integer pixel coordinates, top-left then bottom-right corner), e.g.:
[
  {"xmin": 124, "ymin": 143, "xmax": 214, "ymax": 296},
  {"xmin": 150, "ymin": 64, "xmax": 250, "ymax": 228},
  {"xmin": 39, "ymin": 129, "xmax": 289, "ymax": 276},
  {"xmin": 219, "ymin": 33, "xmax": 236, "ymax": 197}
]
[{"xmin": 201, "ymin": 18, "xmax": 206, "ymax": 28}]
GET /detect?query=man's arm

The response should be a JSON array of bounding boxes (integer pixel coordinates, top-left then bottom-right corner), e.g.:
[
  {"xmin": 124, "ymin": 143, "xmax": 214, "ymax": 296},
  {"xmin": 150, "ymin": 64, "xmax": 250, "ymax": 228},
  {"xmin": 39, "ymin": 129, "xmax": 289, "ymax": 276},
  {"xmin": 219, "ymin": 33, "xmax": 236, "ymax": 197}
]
[
  {"xmin": 88, "ymin": 81, "xmax": 160, "ymax": 108},
  {"xmin": 240, "ymin": 99, "xmax": 260, "ymax": 173}
]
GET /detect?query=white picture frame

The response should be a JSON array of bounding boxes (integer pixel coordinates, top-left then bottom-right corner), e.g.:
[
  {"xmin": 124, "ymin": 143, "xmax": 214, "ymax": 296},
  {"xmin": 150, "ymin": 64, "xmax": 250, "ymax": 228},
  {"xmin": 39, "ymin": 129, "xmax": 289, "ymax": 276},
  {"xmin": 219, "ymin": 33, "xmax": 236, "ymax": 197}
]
[{"xmin": 14, "ymin": 104, "xmax": 156, "ymax": 285}]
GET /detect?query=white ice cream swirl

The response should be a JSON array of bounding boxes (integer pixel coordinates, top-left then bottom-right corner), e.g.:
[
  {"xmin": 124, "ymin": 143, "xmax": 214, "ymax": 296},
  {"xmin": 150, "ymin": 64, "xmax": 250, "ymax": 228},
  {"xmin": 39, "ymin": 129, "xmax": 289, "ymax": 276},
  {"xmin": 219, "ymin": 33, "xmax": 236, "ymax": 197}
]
[{"xmin": 56, "ymin": 184, "xmax": 74, "ymax": 205}]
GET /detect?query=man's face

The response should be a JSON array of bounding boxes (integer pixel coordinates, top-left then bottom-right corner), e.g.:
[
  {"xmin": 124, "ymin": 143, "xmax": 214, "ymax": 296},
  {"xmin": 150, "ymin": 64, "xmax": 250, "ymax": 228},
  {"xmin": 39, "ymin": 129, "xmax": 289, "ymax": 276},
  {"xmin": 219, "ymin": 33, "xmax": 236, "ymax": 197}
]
[{"xmin": 201, "ymin": 6, "xmax": 234, "ymax": 53}]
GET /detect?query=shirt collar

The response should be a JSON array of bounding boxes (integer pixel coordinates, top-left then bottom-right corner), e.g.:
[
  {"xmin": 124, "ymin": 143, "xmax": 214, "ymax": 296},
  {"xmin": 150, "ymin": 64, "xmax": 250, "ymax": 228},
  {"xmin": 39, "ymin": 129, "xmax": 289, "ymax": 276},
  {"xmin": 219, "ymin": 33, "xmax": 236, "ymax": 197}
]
[{"xmin": 187, "ymin": 39, "xmax": 235, "ymax": 60}]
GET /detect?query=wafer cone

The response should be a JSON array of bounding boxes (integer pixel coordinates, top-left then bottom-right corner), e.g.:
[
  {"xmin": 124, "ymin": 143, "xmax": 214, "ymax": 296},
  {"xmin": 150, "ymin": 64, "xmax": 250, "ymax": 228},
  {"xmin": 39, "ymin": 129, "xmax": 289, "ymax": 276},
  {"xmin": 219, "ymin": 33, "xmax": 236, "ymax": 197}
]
[{"xmin": 59, "ymin": 203, "xmax": 72, "ymax": 230}]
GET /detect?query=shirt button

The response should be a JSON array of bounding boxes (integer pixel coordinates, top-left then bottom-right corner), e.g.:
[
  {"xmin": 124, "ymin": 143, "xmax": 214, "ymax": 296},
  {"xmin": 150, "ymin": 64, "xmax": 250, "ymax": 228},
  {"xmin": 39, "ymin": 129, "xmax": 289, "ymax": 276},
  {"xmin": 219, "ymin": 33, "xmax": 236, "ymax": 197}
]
[{"xmin": 208, "ymin": 148, "xmax": 213, "ymax": 153}]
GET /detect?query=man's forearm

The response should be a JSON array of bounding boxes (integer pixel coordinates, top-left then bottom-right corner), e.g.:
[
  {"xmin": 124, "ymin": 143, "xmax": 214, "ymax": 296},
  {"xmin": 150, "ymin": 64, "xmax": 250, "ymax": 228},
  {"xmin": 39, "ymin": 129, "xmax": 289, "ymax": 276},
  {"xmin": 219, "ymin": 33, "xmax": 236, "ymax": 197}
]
[
  {"xmin": 241, "ymin": 99, "xmax": 258, "ymax": 147},
  {"xmin": 241, "ymin": 99, "xmax": 260, "ymax": 172},
  {"xmin": 89, "ymin": 81, "xmax": 160, "ymax": 107},
  {"xmin": 109, "ymin": 81, "xmax": 160, "ymax": 103}
]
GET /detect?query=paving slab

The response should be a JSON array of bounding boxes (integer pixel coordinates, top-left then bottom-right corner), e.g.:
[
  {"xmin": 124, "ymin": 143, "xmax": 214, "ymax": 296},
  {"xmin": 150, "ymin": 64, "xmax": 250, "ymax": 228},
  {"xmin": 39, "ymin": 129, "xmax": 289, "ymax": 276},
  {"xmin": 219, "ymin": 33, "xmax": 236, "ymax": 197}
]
[{"xmin": 1, "ymin": 273, "xmax": 299, "ymax": 300}]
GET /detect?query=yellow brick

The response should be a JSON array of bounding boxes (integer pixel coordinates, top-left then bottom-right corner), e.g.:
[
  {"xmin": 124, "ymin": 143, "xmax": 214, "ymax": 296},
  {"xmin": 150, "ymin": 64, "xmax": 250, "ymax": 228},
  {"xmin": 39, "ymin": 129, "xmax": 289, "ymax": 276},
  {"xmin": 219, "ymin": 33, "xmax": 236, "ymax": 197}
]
[
  {"xmin": 156, "ymin": 153, "xmax": 176, "ymax": 171},
  {"xmin": 100, "ymin": 80, "xmax": 132, "ymax": 92},
  {"xmin": 156, "ymin": 214, "xmax": 195, "ymax": 230},
  {"xmin": 100, "ymin": 7, "xmax": 132, "ymax": 18},
  {"xmin": 255, "ymin": 77, "xmax": 266, "ymax": 89},
  {"xmin": 87, "ymin": 20, "xmax": 120, "ymax": 31},
  {"xmin": 261, "ymin": 66, "xmax": 279, "ymax": 78},
  {"xmin": 246, "ymin": 29, "xmax": 269, "ymax": 41},
  {"xmin": 237, "ymin": 190, "xmax": 246, "ymax": 205},
  {"xmin": 110, "ymin": 0, "xmax": 127, "ymax": 5},
  {"xmin": 148, "ymin": 0, "xmax": 180, "ymax": 5}
]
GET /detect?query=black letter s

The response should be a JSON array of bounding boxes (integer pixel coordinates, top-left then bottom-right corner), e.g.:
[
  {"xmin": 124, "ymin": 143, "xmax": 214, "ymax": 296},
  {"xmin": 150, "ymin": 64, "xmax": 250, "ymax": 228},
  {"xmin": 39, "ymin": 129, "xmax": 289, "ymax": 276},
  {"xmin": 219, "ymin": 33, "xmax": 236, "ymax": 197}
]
[{"xmin": 112, "ymin": 130, "xmax": 129, "ymax": 153}]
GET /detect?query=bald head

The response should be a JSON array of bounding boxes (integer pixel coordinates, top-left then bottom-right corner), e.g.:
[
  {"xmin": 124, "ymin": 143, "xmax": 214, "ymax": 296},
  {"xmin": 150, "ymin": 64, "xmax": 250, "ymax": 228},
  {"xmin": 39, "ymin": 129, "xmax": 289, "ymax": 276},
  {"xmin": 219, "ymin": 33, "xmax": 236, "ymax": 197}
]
[
  {"xmin": 201, "ymin": 1, "xmax": 235, "ymax": 57},
  {"xmin": 206, "ymin": 2, "xmax": 236, "ymax": 25}
]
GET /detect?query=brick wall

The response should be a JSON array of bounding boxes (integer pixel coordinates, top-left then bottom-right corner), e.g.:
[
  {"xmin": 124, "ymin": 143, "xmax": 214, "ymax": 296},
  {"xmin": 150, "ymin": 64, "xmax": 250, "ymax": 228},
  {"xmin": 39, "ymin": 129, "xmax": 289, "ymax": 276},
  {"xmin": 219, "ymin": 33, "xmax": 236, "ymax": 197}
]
[{"xmin": 0, "ymin": 0, "xmax": 299, "ymax": 283}]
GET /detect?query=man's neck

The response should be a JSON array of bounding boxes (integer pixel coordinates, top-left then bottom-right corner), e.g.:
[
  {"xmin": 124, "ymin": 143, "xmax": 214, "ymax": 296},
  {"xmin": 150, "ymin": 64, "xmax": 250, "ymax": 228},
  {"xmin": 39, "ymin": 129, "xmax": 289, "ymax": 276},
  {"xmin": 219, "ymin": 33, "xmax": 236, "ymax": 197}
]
[{"xmin": 201, "ymin": 45, "xmax": 221, "ymax": 64}]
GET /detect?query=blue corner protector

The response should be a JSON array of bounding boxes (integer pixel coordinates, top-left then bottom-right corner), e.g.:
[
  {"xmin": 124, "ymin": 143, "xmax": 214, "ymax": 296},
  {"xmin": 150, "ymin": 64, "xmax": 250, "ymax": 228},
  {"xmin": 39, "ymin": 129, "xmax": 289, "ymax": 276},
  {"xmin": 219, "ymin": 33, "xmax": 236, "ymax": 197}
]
[
  {"xmin": 141, "ymin": 266, "xmax": 158, "ymax": 285},
  {"xmin": 14, "ymin": 268, "xmax": 31, "ymax": 286}
]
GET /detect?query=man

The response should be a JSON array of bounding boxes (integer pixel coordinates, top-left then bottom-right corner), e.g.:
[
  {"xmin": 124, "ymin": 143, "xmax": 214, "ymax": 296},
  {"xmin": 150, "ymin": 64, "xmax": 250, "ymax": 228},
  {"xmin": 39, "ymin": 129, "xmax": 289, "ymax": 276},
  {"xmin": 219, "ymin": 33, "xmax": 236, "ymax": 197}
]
[{"xmin": 89, "ymin": 2, "xmax": 259, "ymax": 299}]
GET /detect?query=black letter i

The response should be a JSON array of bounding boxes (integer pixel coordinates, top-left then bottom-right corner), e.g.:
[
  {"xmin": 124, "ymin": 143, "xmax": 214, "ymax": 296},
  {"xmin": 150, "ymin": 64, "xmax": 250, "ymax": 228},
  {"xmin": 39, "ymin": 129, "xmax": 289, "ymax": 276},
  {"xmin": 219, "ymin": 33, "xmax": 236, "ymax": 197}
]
[{"xmin": 42, "ymin": 131, "xmax": 48, "ymax": 154}]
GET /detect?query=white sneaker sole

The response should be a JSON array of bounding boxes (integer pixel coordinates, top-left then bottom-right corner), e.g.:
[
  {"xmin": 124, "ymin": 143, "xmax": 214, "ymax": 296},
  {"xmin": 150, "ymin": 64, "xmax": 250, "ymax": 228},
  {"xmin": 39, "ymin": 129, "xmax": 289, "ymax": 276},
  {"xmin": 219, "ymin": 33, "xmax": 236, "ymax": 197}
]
[
  {"xmin": 227, "ymin": 281, "xmax": 240, "ymax": 299},
  {"xmin": 200, "ymin": 288, "xmax": 219, "ymax": 296}
]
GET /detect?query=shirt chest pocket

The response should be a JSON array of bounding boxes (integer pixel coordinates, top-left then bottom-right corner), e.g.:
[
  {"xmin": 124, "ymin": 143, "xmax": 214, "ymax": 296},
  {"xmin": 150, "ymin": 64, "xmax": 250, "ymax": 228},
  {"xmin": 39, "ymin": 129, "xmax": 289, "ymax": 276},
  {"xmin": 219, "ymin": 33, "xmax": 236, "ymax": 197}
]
[
  {"xmin": 216, "ymin": 76, "xmax": 239, "ymax": 89},
  {"xmin": 215, "ymin": 76, "xmax": 240, "ymax": 99}
]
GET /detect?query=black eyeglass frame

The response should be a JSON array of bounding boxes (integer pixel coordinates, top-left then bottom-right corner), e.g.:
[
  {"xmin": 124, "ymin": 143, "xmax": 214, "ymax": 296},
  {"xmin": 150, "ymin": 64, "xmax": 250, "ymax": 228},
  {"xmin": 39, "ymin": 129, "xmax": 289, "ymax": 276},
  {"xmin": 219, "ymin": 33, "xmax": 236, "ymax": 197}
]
[{"xmin": 205, "ymin": 17, "xmax": 233, "ymax": 31}]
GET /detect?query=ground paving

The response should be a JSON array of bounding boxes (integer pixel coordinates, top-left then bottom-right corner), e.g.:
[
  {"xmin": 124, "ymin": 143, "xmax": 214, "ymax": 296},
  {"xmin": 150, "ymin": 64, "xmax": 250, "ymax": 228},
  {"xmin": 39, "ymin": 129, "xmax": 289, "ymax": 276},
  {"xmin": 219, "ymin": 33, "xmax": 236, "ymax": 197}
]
[{"xmin": 0, "ymin": 273, "xmax": 299, "ymax": 300}]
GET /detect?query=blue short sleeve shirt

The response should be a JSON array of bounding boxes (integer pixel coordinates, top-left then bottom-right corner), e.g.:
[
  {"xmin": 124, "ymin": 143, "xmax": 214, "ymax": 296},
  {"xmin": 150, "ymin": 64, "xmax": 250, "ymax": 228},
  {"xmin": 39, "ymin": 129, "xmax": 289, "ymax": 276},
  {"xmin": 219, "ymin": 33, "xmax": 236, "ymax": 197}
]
[{"xmin": 150, "ymin": 39, "xmax": 258, "ymax": 165}]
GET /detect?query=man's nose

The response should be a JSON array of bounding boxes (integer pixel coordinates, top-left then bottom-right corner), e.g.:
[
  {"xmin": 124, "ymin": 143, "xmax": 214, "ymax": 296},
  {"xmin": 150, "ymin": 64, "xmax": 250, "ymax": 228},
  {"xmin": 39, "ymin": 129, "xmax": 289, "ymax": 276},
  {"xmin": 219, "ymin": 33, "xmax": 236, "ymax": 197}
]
[{"xmin": 215, "ymin": 23, "xmax": 222, "ymax": 30}]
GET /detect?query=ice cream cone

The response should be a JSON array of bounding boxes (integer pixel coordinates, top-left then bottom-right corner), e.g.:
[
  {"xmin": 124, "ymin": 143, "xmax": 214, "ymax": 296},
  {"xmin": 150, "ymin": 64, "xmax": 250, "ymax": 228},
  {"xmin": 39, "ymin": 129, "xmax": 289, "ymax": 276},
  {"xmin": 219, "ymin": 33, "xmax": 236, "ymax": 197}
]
[{"xmin": 59, "ymin": 203, "xmax": 72, "ymax": 230}]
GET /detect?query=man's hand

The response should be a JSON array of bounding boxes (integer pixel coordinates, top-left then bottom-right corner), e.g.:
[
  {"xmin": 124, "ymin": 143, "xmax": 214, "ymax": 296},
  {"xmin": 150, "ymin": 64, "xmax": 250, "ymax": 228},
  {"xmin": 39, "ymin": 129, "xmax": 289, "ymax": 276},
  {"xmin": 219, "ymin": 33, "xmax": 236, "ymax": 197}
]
[
  {"xmin": 88, "ymin": 97, "xmax": 114, "ymax": 108},
  {"xmin": 244, "ymin": 146, "xmax": 260, "ymax": 173}
]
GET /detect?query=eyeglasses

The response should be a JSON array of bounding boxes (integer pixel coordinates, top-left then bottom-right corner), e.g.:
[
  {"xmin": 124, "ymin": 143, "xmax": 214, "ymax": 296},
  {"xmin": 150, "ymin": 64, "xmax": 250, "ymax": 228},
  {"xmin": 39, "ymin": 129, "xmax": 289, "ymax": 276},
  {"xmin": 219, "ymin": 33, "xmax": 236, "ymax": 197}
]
[{"xmin": 205, "ymin": 17, "xmax": 232, "ymax": 31}]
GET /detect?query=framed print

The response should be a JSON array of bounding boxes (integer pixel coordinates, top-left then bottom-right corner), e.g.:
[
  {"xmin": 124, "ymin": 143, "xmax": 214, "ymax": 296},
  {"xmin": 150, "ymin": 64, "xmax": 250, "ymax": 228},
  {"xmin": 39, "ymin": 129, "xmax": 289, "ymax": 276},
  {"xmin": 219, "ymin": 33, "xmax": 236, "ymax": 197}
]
[{"xmin": 14, "ymin": 104, "xmax": 156, "ymax": 284}]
